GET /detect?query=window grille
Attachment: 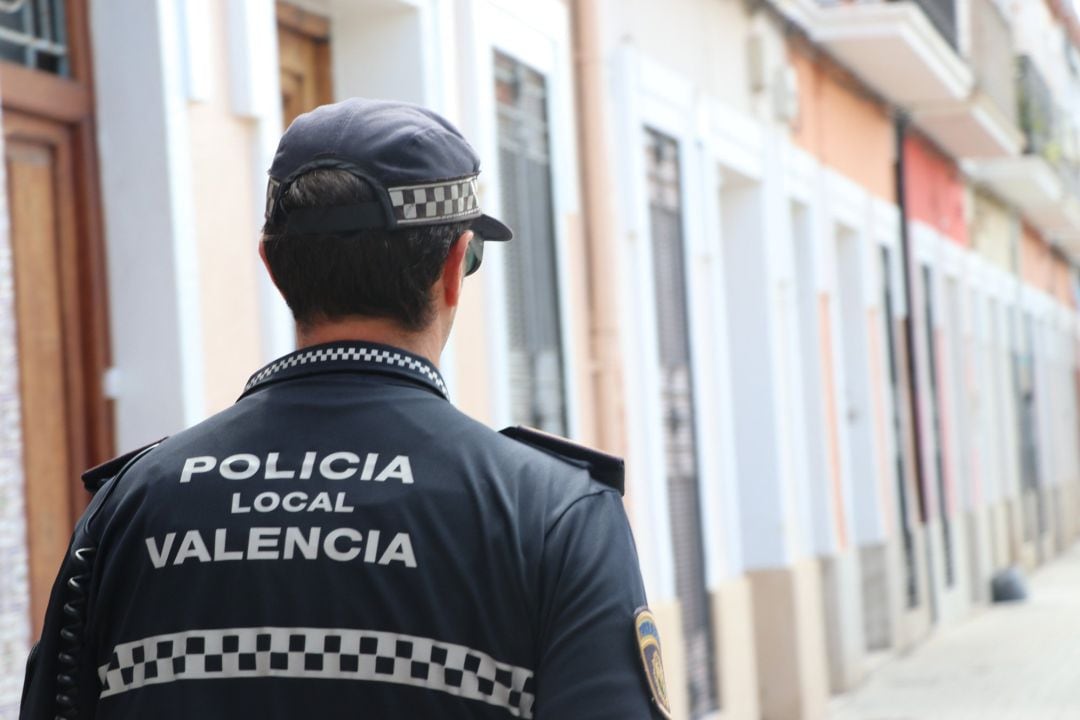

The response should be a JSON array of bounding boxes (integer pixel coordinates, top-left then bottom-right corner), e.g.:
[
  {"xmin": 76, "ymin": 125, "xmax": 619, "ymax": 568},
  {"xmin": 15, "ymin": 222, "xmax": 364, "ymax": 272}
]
[
  {"xmin": 0, "ymin": 0, "xmax": 68, "ymax": 76},
  {"xmin": 494, "ymin": 52, "xmax": 567, "ymax": 436},
  {"xmin": 645, "ymin": 128, "xmax": 718, "ymax": 718}
]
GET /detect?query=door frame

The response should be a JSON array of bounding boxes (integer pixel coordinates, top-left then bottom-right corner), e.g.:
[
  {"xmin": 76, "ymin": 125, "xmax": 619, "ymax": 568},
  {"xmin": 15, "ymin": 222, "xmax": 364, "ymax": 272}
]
[
  {"xmin": 277, "ymin": 1, "xmax": 332, "ymax": 127},
  {"xmin": 1, "ymin": 1, "xmax": 113, "ymax": 474},
  {"xmin": 1, "ymin": 0, "xmax": 113, "ymax": 634}
]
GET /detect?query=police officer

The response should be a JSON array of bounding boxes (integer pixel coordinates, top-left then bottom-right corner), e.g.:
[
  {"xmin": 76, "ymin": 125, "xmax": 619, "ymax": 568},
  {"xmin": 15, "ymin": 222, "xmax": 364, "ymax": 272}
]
[{"xmin": 21, "ymin": 98, "xmax": 671, "ymax": 720}]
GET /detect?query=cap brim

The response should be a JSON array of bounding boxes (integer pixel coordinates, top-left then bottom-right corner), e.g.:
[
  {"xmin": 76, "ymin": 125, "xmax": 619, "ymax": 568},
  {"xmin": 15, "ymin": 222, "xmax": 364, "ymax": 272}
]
[{"xmin": 471, "ymin": 213, "xmax": 513, "ymax": 241}]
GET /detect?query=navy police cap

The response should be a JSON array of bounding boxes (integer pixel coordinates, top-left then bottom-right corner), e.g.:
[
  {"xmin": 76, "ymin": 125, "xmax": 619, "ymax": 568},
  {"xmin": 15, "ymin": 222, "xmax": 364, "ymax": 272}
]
[{"xmin": 266, "ymin": 97, "xmax": 513, "ymax": 242}]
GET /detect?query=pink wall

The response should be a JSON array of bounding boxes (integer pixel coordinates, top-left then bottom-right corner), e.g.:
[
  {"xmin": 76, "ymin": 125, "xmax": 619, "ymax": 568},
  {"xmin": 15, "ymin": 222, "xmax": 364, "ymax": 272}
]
[
  {"xmin": 1021, "ymin": 223, "xmax": 1076, "ymax": 307},
  {"xmin": 790, "ymin": 44, "xmax": 895, "ymax": 201},
  {"xmin": 903, "ymin": 134, "xmax": 968, "ymax": 246}
]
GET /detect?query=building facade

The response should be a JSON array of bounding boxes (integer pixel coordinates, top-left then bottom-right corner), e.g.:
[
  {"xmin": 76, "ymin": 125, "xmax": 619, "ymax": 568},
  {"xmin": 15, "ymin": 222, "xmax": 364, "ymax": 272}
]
[{"xmin": 2, "ymin": 1, "xmax": 1080, "ymax": 719}]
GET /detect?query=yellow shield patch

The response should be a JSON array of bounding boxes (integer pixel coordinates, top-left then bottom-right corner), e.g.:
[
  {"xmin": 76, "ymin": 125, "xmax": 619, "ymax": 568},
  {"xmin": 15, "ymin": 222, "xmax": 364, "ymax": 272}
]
[{"xmin": 634, "ymin": 607, "xmax": 673, "ymax": 719}]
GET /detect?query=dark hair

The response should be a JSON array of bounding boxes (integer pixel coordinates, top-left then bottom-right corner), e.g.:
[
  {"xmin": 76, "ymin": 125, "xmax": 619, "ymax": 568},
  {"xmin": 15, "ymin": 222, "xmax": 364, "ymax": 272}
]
[{"xmin": 261, "ymin": 169, "xmax": 470, "ymax": 331}]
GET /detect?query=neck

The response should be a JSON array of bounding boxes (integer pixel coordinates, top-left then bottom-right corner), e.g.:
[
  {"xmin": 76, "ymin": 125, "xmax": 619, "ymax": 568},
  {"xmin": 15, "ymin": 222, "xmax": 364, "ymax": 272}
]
[{"xmin": 297, "ymin": 317, "xmax": 445, "ymax": 367}]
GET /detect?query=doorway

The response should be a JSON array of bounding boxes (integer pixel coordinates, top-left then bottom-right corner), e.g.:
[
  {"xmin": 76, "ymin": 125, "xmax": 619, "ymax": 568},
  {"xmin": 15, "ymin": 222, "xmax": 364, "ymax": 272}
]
[
  {"xmin": 278, "ymin": 2, "xmax": 332, "ymax": 127},
  {"xmin": 835, "ymin": 228, "xmax": 875, "ymax": 538},
  {"xmin": 1, "ymin": 0, "xmax": 112, "ymax": 635},
  {"xmin": 881, "ymin": 246, "xmax": 919, "ymax": 610}
]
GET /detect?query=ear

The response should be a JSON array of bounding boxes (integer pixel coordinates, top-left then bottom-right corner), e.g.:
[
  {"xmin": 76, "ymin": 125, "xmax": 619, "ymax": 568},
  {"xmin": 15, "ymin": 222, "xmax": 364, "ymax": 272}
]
[
  {"xmin": 258, "ymin": 241, "xmax": 273, "ymax": 280},
  {"xmin": 259, "ymin": 241, "xmax": 283, "ymax": 293},
  {"xmin": 442, "ymin": 230, "xmax": 472, "ymax": 308}
]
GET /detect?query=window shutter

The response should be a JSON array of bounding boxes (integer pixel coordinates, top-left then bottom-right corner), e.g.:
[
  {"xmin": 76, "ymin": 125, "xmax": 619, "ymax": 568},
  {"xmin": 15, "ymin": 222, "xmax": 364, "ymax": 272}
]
[
  {"xmin": 495, "ymin": 52, "xmax": 567, "ymax": 435},
  {"xmin": 645, "ymin": 128, "xmax": 718, "ymax": 716}
]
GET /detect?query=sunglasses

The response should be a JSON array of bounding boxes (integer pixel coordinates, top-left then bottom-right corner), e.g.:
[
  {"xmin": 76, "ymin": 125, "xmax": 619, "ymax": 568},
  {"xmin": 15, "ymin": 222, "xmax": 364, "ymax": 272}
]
[{"xmin": 464, "ymin": 233, "xmax": 485, "ymax": 276}]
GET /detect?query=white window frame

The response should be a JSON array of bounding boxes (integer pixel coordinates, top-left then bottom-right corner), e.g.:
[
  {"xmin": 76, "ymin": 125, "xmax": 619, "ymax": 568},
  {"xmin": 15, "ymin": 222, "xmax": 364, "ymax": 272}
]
[
  {"xmin": 940, "ymin": 262, "xmax": 973, "ymax": 514},
  {"xmin": 459, "ymin": 0, "xmax": 582, "ymax": 438},
  {"xmin": 695, "ymin": 154, "xmax": 753, "ymax": 585},
  {"xmin": 783, "ymin": 146, "xmax": 830, "ymax": 557},
  {"xmin": 612, "ymin": 46, "xmax": 754, "ymax": 596},
  {"xmin": 816, "ymin": 165, "xmax": 894, "ymax": 546},
  {"xmin": 610, "ymin": 47, "xmax": 685, "ymax": 601},
  {"xmin": 967, "ymin": 256, "xmax": 997, "ymax": 507},
  {"xmin": 870, "ymin": 197, "xmax": 904, "ymax": 533},
  {"xmin": 910, "ymin": 221, "xmax": 947, "ymax": 521}
]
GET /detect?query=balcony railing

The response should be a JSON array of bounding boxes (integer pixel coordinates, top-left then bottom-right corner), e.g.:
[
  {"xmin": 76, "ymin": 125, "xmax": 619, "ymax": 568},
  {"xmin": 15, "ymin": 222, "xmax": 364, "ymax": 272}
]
[
  {"xmin": 816, "ymin": 1, "xmax": 960, "ymax": 51},
  {"xmin": 890, "ymin": 0, "xmax": 958, "ymax": 50},
  {"xmin": 1060, "ymin": 162, "xmax": 1080, "ymax": 202},
  {"xmin": 1017, "ymin": 55, "xmax": 1059, "ymax": 161}
]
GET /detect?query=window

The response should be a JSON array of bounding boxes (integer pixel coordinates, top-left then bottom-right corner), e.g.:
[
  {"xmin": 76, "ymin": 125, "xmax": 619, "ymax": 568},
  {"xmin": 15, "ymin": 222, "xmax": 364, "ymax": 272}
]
[
  {"xmin": 881, "ymin": 247, "xmax": 918, "ymax": 608},
  {"xmin": 645, "ymin": 128, "xmax": 718, "ymax": 718},
  {"xmin": 494, "ymin": 51, "xmax": 567, "ymax": 434},
  {"xmin": 0, "ymin": 0, "xmax": 68, "ymax": 76},
  {"xmin": 1017, "ymin": 313, "xmax": 1045, "ymax": 538},
  {"xmin": 922, "ymin": 265, "xmax": 955, "ymax": 587}
]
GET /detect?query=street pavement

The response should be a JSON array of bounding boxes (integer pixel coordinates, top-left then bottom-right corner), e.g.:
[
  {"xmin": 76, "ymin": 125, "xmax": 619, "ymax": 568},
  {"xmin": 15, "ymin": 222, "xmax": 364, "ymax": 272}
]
[{"xmin": 829, "ymin": 544, "xmax": 1080, "ymax": 720}]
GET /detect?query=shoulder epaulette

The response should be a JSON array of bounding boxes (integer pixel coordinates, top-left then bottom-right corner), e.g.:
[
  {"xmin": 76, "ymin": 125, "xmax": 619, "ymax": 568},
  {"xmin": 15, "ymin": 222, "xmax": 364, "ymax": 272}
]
[
  {"xmin": 80, "ymin": 438, "xmax": 167, "ymax": 493},
  {"xmin": 500, "ymin": 426, "xmax": 625, "ymax": 496}
]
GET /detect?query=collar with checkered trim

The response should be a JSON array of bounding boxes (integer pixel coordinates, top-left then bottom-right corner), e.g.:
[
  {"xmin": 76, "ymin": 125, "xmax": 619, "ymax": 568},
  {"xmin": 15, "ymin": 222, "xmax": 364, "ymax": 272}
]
[{"xmin": 240, "ymin": 341, "xmax": 448, "ymax": 400}]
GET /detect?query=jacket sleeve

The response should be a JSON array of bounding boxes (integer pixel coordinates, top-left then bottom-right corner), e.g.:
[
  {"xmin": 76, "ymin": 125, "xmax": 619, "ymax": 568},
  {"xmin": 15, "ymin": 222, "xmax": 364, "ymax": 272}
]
[
  {"xmin": 20, "ymin": 441, "xmax": 161, "ymax": 719},
  {"xmin": 533, "ymin": 489, "xmax": 667, "ymax": 720},
  {"xmin": 20, "ymin": 493, "xmax": 109, "ymax": 720}
]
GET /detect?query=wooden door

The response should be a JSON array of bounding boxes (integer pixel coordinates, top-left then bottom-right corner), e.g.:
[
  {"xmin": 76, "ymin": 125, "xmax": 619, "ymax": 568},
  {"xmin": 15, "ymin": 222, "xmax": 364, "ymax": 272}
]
[
  {"xmin": 1, "ymin": 0, "xmax": 111, "ymax": 636},
  {"xmin": 5, "ymin": 113, "xmax": 83, "ymax": 632},
  {"xmin": 278, "ymin": 3, "xmax": 332, "ymax": 127}
]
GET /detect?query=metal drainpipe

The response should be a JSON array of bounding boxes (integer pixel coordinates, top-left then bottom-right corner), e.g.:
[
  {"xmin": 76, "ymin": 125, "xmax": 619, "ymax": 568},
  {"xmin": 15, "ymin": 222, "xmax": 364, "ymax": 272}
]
[
  {"xmin": 570, "ymin": 0, "xmax": 628, "ymax": 462},
  {"xmin": 895, "ymin": 114, "xmax": 938, "ymax": 620}
]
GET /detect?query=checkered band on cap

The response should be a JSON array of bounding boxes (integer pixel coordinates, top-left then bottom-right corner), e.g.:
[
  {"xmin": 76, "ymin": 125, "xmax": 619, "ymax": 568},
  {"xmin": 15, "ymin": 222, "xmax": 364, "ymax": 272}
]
[
  {"xmin": 388, "ymin": 176, "xmax": 480, "ymax": 226},
  {"xmin": 98, "ymin": 626, "xmax": 536, "ymax": 718}
]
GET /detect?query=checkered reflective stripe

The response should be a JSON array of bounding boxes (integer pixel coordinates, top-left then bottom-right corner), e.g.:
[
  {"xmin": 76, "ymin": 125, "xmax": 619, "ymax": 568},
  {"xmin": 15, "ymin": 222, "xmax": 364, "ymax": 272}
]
[
  {"xmin": 243, "ymin": 345, "xmax": 448, "ymax": 398},
  {"xmin": 389, "ymin": 176, "xmax": 481, "ymax": 226},
  {"xmin": 98, "ymin": 627, "xmax": 536, "ymax": 717}
]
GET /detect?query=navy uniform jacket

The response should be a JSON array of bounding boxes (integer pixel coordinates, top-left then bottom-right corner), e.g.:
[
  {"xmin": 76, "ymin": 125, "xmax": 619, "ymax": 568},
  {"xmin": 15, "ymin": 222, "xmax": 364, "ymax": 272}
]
[{"xmin": 20, "ymin": 341, "xmax": 664, "ymax": 720}]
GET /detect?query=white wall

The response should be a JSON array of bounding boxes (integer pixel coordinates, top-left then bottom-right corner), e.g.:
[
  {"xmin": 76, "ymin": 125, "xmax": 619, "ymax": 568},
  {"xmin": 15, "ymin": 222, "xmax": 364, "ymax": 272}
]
[
  {"xmin": 226, "ymin": 0, "xmax": 293, "ymax": 364},
  {"xmin": 331, "ymin": 1, "xmax": 428, "ymax": 104},
  {"xmin": 91, "ymin": 0, "xmax": 207, "ymax": 448},
  {"xmin": 609, "ymin": 0, "xmax": 756, "ymax": 115}
]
